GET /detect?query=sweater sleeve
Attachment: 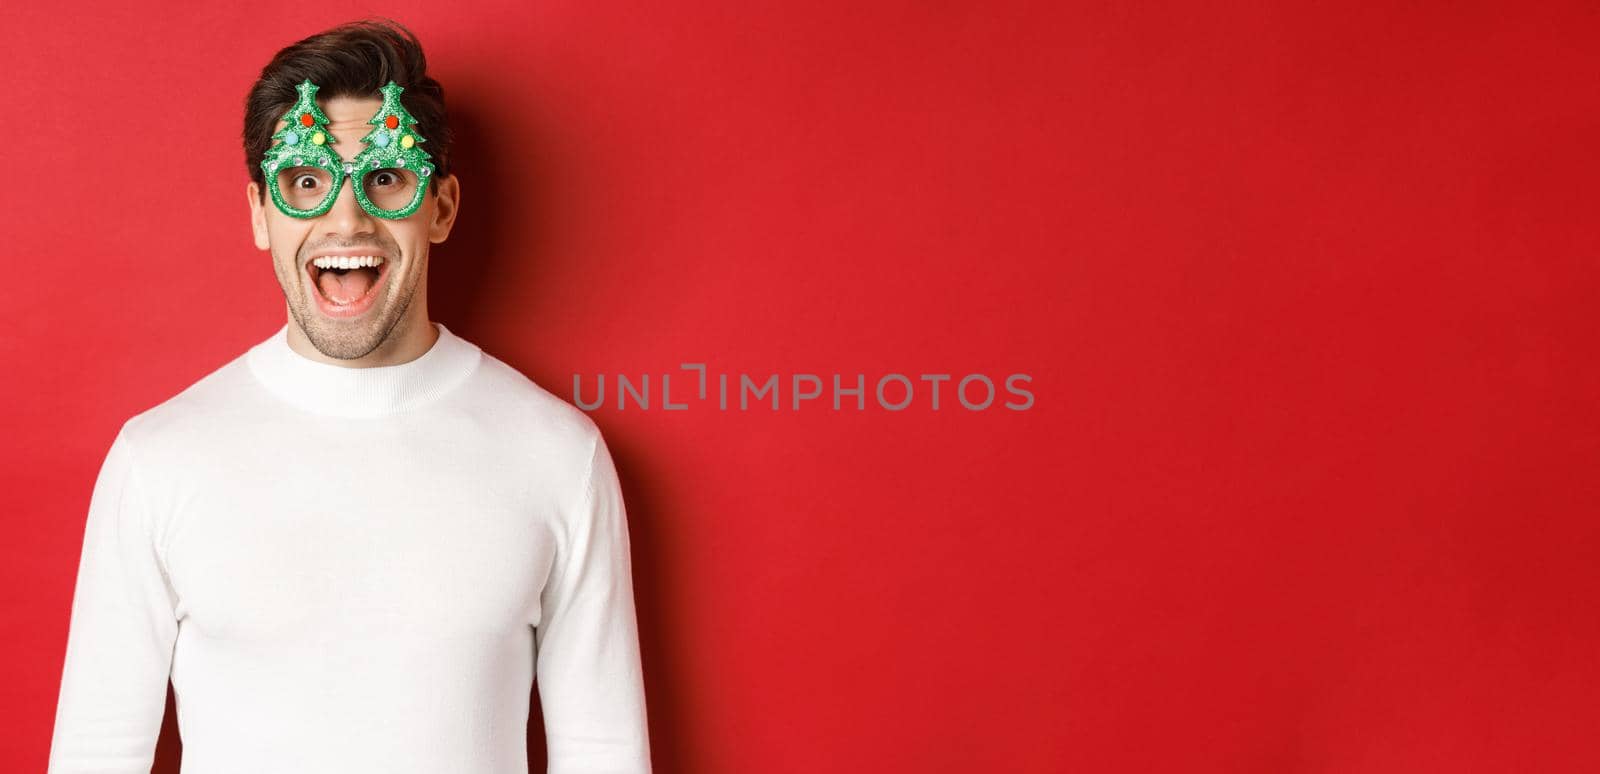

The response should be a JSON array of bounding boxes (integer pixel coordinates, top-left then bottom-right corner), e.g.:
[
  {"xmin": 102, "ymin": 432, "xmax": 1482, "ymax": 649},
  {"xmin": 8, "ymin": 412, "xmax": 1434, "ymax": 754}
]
[
  {"xmin": 48, "ymin": 426, "xmax": 179, "ymax": 774},
  {"xmin": 534, "ymin": 431, "xmax": 652, "ymax": 773}
]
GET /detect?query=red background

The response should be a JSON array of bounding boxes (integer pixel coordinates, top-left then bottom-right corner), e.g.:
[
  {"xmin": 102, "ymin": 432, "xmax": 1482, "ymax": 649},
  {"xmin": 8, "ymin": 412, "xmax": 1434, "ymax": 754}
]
[{"xmin": 4, "ymin": 2, "xmax": 1598, "ymax": 772}]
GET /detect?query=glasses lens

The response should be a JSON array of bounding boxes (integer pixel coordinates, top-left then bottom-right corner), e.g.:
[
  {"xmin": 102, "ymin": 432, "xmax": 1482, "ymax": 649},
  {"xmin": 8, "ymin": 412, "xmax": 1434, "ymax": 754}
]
[
  {"xmin": 361, "ymin": 167, "xmax": 421, "ymax": 213},
  {"xmin": 275, "ymin": 166, "xmax": 336, "ymax": 212}
]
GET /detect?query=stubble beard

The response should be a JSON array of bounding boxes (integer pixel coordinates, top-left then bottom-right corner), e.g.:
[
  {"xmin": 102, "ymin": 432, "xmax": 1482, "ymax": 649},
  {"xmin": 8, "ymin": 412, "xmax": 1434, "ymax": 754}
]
[{"xmin": 276, "ymin": 247, "xmax": 423, "ymax": 361}]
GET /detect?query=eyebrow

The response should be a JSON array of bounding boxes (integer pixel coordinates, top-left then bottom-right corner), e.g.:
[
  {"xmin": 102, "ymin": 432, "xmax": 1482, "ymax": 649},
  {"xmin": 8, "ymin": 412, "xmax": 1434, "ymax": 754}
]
[
  {"xmin": 323, "ymin": 118, "xmax": 374, "ymax": 130},
  {"xmin": 271, "ymin": 117, "xmax": 374, "ymax": 132}
]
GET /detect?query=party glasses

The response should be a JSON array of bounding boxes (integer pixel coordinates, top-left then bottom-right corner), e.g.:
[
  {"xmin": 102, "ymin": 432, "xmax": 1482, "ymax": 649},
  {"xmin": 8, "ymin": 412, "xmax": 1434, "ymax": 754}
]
[{"xmin": 260, "ymin": 80, "xmax": 436, "ymax": 220}]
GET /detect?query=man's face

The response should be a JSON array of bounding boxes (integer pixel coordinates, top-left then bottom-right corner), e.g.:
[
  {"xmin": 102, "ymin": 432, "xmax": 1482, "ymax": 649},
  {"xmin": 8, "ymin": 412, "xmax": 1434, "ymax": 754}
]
[{"xmin": 247, "ymin": 94, "xmax": 459, "ymax": 361}]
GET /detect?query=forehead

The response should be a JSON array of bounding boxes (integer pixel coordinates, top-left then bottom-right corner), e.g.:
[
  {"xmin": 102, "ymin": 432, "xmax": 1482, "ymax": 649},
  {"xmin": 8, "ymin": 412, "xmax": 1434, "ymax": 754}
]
[{"xmin": 273, "ymin": 94, "xmax": 383, "ymax": 161}]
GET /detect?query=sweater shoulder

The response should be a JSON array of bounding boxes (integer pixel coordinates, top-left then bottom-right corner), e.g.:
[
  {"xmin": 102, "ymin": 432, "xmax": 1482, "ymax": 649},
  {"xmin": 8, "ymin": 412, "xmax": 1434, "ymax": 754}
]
[
  {"xmin": 464, "ymin": 349, "xmax": 602, "ymax": 454},
  {"xmin": 119, "ymin": 349, "xmax": 259, "ymax": 453}
]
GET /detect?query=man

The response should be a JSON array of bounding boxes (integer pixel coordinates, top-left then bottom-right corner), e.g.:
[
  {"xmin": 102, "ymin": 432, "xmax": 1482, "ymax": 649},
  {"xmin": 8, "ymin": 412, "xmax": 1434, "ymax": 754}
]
[{"xmin": 46, "ymin": 19, "xmax": 652, "ymax": 774}]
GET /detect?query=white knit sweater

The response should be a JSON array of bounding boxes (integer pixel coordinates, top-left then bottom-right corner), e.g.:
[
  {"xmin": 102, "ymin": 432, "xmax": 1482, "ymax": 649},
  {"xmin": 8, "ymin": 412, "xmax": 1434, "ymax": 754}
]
[{"xmin": 47, "ymin": 322, "xmax": 651, "ymax": 773}]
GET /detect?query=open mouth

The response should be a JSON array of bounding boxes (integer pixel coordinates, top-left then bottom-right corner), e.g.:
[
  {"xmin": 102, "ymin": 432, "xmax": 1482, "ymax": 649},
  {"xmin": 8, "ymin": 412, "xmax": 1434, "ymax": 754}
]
[{"xmin": 306, "ymin": 254, "xmax": 390, "ymax": 316}]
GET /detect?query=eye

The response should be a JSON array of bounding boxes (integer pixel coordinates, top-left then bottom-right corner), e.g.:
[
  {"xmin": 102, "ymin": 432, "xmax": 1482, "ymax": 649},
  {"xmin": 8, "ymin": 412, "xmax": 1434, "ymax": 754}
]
[
  {"xmin": 372, "ymin": 171, "xmax": 399, "ymax": 187},
  {"xmin": 293, "ymin": 174, "xmax": 320, "ymax": 190}
]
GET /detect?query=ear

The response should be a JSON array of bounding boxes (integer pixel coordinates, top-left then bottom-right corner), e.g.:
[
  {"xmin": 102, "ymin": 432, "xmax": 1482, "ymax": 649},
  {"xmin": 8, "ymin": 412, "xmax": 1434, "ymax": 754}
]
[
  {"xmin": 246, "ymin": 181, "xmax": 270, "ymax": 250},
  {"xmin": 427, "ymin": 173, "xmax": 461, "ymax": 244}
]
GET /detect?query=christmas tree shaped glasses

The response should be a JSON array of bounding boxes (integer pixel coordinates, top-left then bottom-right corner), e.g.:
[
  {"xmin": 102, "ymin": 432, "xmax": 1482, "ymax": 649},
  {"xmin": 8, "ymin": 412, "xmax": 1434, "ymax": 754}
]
[{"xmin": 260, "ymin": 80, "xmax": 437, "ymax": 220}]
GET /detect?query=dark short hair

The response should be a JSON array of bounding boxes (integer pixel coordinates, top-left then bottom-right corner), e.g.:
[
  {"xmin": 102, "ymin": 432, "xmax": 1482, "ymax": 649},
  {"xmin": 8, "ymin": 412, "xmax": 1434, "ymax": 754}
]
[{"xmin": 243, "ymin": 19, "xmax": 452, "ymax": 198}]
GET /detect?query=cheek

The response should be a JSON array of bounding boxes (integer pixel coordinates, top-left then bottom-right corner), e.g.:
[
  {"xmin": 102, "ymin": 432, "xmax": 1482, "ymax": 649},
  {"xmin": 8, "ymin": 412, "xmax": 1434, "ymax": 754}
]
[
  {"xmin": 264, "ymin": 224, "xmax": 314, "ymax": 274},
  {"xmin": 263, "ymin": 213, "xmax": 305, "ymax": 244}
]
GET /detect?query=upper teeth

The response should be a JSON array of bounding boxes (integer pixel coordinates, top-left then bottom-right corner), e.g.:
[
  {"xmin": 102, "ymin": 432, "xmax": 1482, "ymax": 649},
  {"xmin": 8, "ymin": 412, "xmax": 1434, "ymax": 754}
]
[{"xmin": 313, "ymin": 255, "xmax": 385, "ymax": 270}]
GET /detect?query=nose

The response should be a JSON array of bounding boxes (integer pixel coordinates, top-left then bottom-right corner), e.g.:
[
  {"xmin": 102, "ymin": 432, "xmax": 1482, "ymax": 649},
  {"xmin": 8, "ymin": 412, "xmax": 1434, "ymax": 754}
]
[{"xmin": 323, "ymin": 168, "xmax": 376, "ymax": 237}]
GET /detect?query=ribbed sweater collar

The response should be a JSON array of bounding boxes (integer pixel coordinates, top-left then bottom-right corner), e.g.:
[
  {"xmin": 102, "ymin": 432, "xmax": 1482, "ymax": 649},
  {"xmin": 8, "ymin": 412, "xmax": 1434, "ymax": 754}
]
[{"xmin": 246, "ymin": 321, "xmax": 482, "ymax": 417}]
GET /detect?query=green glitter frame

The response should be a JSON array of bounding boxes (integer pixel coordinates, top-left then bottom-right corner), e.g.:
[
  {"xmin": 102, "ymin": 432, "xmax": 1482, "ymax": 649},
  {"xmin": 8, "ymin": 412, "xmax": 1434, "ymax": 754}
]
[{"xmin": 259, "ymin": 80, "xmax": 437, "ymax": 220}]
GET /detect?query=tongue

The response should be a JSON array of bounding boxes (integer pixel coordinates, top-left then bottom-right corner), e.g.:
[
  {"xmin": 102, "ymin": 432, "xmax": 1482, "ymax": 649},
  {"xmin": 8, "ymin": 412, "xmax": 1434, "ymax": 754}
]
[{"xmin": 318, "ymin": 268, "xmax": 378, "ymax": 305}]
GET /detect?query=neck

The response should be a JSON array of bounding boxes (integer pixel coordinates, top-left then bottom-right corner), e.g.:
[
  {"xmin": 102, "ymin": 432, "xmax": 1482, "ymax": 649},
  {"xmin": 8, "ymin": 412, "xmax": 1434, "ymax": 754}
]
[{"xmin": 247, "ymin": 318, "xmax": 482, "ymax": 417}]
